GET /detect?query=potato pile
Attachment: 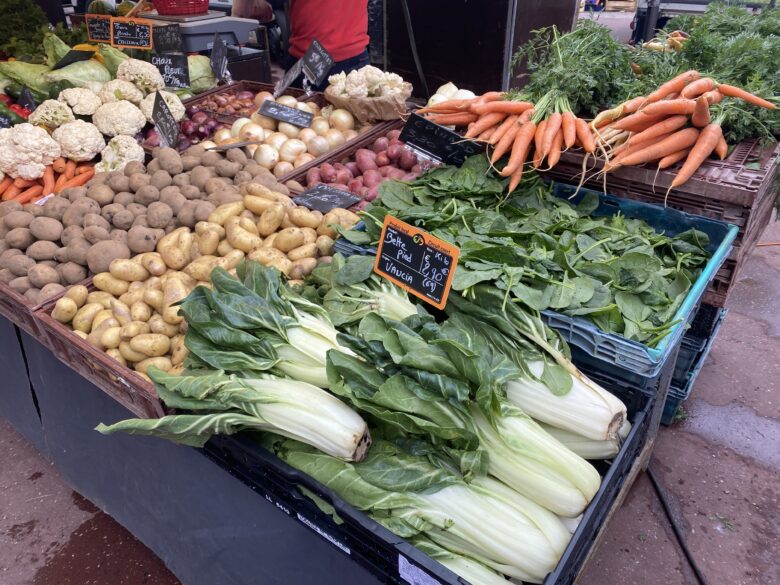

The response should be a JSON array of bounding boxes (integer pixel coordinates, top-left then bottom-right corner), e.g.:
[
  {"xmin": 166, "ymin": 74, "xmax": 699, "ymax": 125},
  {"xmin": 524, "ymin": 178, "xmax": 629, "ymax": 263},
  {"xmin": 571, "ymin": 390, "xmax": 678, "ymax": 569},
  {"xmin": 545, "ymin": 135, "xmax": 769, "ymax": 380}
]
[
  {"xmin": 0, "ymin": 145, "xmax": 295, "ymax": 305},
  {"xmin": 49, "ymin": 184, "xmax": 360, "ymax": 379}
]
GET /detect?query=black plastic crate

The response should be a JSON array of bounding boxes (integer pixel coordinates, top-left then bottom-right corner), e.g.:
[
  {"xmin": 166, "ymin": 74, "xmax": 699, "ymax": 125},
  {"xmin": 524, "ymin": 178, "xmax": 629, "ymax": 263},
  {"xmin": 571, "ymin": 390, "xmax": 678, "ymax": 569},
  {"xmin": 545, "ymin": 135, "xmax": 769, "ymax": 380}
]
[
  {"xmin": 672, "ymin": 303, "xmax": 723, "ymax": 388},
  {"xmin": 203, "ymin": 375, "xmax": 654, "ymax": 585}
]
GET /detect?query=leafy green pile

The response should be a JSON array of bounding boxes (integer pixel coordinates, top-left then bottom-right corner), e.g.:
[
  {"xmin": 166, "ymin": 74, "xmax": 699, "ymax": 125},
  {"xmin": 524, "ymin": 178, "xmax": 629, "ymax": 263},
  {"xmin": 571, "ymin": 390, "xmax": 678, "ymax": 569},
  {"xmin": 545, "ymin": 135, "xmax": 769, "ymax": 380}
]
[{"xmin": 343, "ymin": 156, "xmax": 711, "ymax": 345}]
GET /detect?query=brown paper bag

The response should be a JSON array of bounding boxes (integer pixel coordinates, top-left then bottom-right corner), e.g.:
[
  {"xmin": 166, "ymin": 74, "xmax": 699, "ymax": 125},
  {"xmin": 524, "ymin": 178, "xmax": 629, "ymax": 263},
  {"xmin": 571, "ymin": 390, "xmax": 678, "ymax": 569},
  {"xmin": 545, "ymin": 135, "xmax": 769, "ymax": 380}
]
[{"xmin": 324, "ymin": 83, "xmax": 413, "ymax": 124}]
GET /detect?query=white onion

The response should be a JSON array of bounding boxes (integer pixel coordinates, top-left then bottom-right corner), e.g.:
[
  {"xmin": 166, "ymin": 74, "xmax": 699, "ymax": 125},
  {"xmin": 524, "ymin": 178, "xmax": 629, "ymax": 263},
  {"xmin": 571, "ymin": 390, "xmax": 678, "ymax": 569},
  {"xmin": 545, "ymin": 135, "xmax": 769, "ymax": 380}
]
[
  {"xmin": 246, "ymin": 144, "xmax": 258, "ymax": 157},
  {"xmin": 231, "ymin": 117, "xmax": 253, "ymax": 138},
  {"xmin": 251, "ymin": 111, "xmax": 277, "ymax": 130},
  {"xmin": 426, "ymin": 93, "xmax": 449, "ymax": 108},
  {"xmin": 200, "ymin": 140, "xmax": 217, "ymax": 149},
  {"xmin": 273, "ymin": 161, "xmax": 294, "ymax": 177},
  {"xmin": 453, "ymin": 89, "xmax": 476, "ymax": 100},
  {"xmin": 265, "ymin": 131, "xmax": 288, "ymax": 151},
  {"xmin": 329, "ymin": 109, "xmax": 355, "ymax": 131},
  {"xmin": 213, "ymin": 128, "xmax": 233, "ymax": 144},
  {"xmin": 293, "ymin": 152, "xmax": 315, "ymax": 168},
  {"xmin": 278, "ymin": 122, "xmax": 301, "ymax": 138},
  {"xmin": 310, "ymin": 117, "xmax": 330, "ymax": 136},
  {"xmin": 296, "ymin": 102, "xmax": 317, "ymax": 115},
  {"xmin": 324, "ymin": 128, "xmax": 346, "ymax": 149},
  {"xmin": 298, "ymin": 128, "xmax": 317, "ymax": 143},
  {"xmin": 436, "ymin": 82, "xmax": 459, "ymax": 98},
  {"xmin": 239, "ymin": 123, "xmax": 266, "ymax": 143},
  {"xmin": 279, "ymin": 138, "xmax": 307, "ymax": 162},
  {"xmin": 306, "ymin": 135, "xmax": 330, "ymax": 156},
  {"xmin": 254, "ymin": 144, "xmax": 280, "ymax": 168},
  {"xmin": 276, "ymin": 95, "xmax": 299, "ymax": 108},
  {"xmin": 343, "ymin": 129, "xmax": 358, "ymax": 141},
  {"xmin": 254, "ymin": 91, "xmax": 273, "ymax": 106}
]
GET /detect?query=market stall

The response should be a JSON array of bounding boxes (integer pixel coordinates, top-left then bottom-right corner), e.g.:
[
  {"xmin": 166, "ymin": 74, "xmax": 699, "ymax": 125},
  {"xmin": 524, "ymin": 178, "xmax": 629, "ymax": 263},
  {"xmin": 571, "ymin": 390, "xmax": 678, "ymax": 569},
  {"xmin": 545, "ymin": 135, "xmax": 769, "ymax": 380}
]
[{"xmin": 0, "ymin": 2, "xmax": 777, "ymax": 584}]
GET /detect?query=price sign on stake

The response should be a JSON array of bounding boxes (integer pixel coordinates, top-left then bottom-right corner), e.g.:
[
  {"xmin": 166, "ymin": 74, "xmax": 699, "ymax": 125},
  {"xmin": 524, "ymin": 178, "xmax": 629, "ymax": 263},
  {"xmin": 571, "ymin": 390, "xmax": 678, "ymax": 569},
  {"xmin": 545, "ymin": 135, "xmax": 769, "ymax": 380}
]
[
  {"xmin": 302, "ymin": 39, "xmax": 333, "ymax": 86},
  {"xmin": 111, "ymin": 17, "xmax": 153, "ymax": 50},
  {"xmin": 374, "ymin": 215, "xmax": 459, "ymax": 310},
  {"xmin": 295, "ymin": 184, "xmax": 361, "ymax": 213},
  {"xmin": 400, "ymin": 113, "xmax": 483, "ymax": 166},
  {"xmin": 18, "ymin": 87, "xmax": 37, "ymax": 112},
  {"xmin": 52, "ymin": 50, "xmax": 94, "ymax": 71},
  {"xmin": 210, "ymin": 33, "xmax": 229, "ymax": 82},
  {"xmin": 151, "ymin": 92, "xmax": 179, "ymax": 149},
  {"xmin": 258, "ymin": 100, "xmax": 313, "ymax": 128},
  {"xmin": 153, "ymin": 24, "xmax": 183, "ymax": 53},
  {"xmin": 151, "ymin": 53, "xmax": 189, "ymax": 89},
  {"xmin": 274, "ymin": 59, "xmax": 302, "ymax": 98},
  {"xmin": 86, "ymin": 15, "xmax": 111, "ymax": 43},
  {"xmin": 0, "ymin": 110, "xmax": 12, "ymax": 129}
]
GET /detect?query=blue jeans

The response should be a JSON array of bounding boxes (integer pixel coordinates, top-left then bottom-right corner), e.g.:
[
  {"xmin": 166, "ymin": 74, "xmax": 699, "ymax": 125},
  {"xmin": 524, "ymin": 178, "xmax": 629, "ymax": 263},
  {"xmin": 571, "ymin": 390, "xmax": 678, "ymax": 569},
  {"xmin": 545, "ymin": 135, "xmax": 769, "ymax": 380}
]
[{"xmin": 282, "ymin": 48, "xmax": 370, "ymax": 92}]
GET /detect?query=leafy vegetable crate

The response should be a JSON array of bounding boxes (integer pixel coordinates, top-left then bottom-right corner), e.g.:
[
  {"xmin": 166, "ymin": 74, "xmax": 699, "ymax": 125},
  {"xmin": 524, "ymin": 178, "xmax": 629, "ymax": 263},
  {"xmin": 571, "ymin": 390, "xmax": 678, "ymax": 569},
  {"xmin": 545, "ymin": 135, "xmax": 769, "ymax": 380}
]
[
  {"xmin": 0, "ymin": 280, "xmax": 88, "ymax": 339},
  {"xmin": 662, "ymin": 307, "xmax": 727, "ymax": 425},
  {"xmin": 35, "ymin": 286, "xmax": 164, "ymax": 419},
  {"xmin": 204, "ymin": 375, "xmax": 655, "ymax": 585}
]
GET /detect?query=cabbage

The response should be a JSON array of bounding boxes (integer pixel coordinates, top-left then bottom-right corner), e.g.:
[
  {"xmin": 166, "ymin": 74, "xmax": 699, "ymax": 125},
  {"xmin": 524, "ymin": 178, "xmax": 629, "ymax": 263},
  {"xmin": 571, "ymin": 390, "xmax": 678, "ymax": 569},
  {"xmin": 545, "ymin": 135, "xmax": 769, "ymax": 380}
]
[
  {"xmin": 45, "ymin": 60, "xmax": 111, "ymax": 89},
  {"xmin": 98, "ymin": 44, "xmax": 129, "ymax": 77},
  {"xmin": 0, "ymin": 61, "xmax": 52, "ymax": 99},
  {"xmin": 188, "ymin": 55, "xmax": 217, "ymax": 94},
  {"xmin": 43, "ymin": 33, "xmax": 71, "ymax": 68}
]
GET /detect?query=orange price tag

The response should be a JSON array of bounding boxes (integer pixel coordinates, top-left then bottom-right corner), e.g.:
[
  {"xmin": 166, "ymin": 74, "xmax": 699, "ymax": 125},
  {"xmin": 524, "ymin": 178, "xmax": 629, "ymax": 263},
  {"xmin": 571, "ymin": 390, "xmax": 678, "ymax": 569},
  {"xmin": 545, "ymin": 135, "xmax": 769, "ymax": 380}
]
[
  {"xmin": 373, "ymin": 215, "xmax": 460, "ymax": 310},
  {"xmin": 111, "ymin": 17, "xmax": 153, "ymax": 50}
]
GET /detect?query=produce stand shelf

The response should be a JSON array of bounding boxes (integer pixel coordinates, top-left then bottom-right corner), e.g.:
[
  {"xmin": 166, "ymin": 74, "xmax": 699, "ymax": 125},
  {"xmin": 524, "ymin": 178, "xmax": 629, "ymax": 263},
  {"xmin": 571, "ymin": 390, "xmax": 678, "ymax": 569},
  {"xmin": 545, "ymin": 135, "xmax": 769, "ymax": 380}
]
[{"xmin": 0, "ymin": 281, "xmax": 84, "ymax": 339}]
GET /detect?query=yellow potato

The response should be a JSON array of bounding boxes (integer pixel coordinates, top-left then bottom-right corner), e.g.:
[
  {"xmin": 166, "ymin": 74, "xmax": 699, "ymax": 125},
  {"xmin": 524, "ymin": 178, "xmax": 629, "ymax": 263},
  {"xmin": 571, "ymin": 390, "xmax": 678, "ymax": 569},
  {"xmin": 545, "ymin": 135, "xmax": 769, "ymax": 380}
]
[
  {"xmin": 162, "ymin": 275, "xmax": 188, "ymax": 325},
  {"xmin": 274, "ymin": 228, "xmax": 306, "ymax": 252},
  {"xmin": 289, "ymin": 257, "xmax": 318, "ymax": 280},
  {"xmin": 130, "ymin": 301, "xmax": 152, "ymax": 322},
  {"xmin": 139, "ymin": 252, "xmax": 167, "ymax": 276},
  {"xmin": 129, "ymin": 333, "xmax": 171, "ymax": 357},
  {"xmin": 170, "ymin": 334, "xmax": 188, "ymax": 366},
  {"xmin": 73, "ymin": 330, "xmax": 88, "ymax": 340},
  {"xmin": 287, "ymin": 242, "xmax": 317, "ymax": 261},
  {"xmin": 280, "ymin": 212, "xmax": 296, "ymax": 229},
  {"xmin": 100, "ymin": 326, "xmax": 122, "ymax": 350},
  {"xmin": 239, "ymin": 216, "xmax": 259, "ymax": 235},
  {"xmin": 145, "ymin": 276, "xmax": 162, "ymax": 291},
  {"xmin": 257, "ymin": 203, "xmax": 286, "ymax": 237},
  {"xmin": 301, "ymin": 227, "xmax": 318, "ymax": 245},
  {"xmin": 119, "ymin": 340, "xmax": 147, "ymax": 363},
  {"xmin": 72, "ymin": 302, "xmax": 104, "ymax": 333},
  {"xmin": 135, "ymin": 371, "xmax": 152, "ymax": 383},
  {"xmin": 197, "ymin": 229, "xmax": 220, "ymax": 256},
  {"xmin": 244, "ymin": 194, "xmax": 276, "ymax": 214},
  {"xmin": 184, "ymin": 255, "xmax": 219, "ymax": 281},
  {"xmin": 158, "ymin": 228, "xmax": 193, "ymax": 270},
  {"xmin": 118, "ymin": 287, "xmax": 145, "ymax": 307},
  {"xmin": 93, "ymin": 273, "xmax": 130, "ymax": 297},
  {"xmin": 216, "ymin": 249, "xmax": 245, "ymax": 272},
  {"xmin": 106, "ymin": 348, "xmax": 126, "ymax": 366},
  {"xmin": 168, "ymin": 363, "xmax": 185, "ymax": 376},
  {"xmin": 120, "ymin": 321, "xmax": 151, "ymax": 340},
  {"xmin": 134, "ymin": 356, "xmax": 173, "ymax": 375},
  {"xmin": 217, "ymin": 239, "xmax": 235, "ymax": 256},
  {"xmin": 195, "ymin": 221, "xmax": 225, "ymax": 239},
  {"xmin": 143, "ymin": 288, "xmax": 164, "ymax": 312},
  {"xmin": 208, "ymin": 201, "xmax": 245, "ymax": 226},
  {"xmin": 226, "ymin": 216, "xmax": 263, "ymax": 253},
  {"xmin": 86, "ymin": 317, "xmax": 119, "ymax": 349},
  {"xmin": 149, "ymin": 314, "xmax": 179, "ymax": 337},
  {"xmin": 110, "ymin": 299, "xmax": 132, "ymax": 326},
  {"xmin": 92, "ymin": 309, "xmax": 115, "ymax": 330},
  {"xmin": 248, "ymin": 248, "xmax": 292, "ymax": 275},
  {"xmin": 245, "ymin": 183, "xmax": 278, "ymax": 200},
  {"xmin": 109, "ymin": 259, "xmax": 149, "ymax": 282},
  {"xmin": 315, "ymin": 235, "xmax": 335, "ymax": 256},
  {"xmin": 260, "ymin": 233, "xmax": 278, "ymax": 249},
  {"xmin": 64, "ymin": 285, "xmax": 88, "ymax": 308},
  {"xmin": 86, "ymin": 291, "xmax": 114, "ymax": 309},
  {"xmin": 287, "ymin": 207, "xmax": 322, "ymax": 229},
  {"xmin": 52, "ymin": 297, "xmax": 78, "ymax": 324}
]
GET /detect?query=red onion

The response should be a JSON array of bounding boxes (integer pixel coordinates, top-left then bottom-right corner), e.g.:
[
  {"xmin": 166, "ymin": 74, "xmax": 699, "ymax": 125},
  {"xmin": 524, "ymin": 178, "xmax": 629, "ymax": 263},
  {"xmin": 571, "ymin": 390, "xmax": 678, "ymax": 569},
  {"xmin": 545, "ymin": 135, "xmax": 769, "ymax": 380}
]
[
  {"xmin": 236, "ymin": 91, "xmax": 255, "ymax": 100},
  {"xmin": 185, "ymin": 105, "xmax": 201, "ymax": 117},
  {"xmin": 180, "ymin": 120, "xmax": 196, "ymax": 135},
  {"xmin": 191, "ymin": 111, "xmax": 209, "ymax": 124}
]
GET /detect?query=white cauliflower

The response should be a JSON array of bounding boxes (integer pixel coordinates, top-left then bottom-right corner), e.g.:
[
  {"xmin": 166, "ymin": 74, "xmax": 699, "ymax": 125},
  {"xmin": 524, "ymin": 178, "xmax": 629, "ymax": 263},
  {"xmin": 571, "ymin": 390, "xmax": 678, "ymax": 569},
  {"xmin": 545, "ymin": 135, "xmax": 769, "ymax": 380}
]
[
  {"xmin": 345, "ymin": 71, "xmax": 369, "ymax": 99},
  {"xmin": 139, "ymin": 91, "xmax": 185, "ymax": 123},
  {"xmin": 95, "ymin": 135, "xmax": 145, "ymax": 174},
  {"xmin": 92, "ymin": 100, "xmax": 147, "ymax": 137},
  {"xmin": 116, "ymin": 59, "xmax": 165, "ymax": 94},
  {"xmin": 360, "ymin": 65, "xmax": 385, "ymax": 93},
  {"xmin": 28, "ymin": 99, "xmax": 75, "ymax": 129},
  {"xmin": 52, "ymin": 120, "xmax": 106, "ymax": 162},
  {"xmin": 328, "ymin": 71, "xmax": 347, "ymax": 96},
  {"xmin": 0, "ymin": 124, "xmax": 61, "ymax": 180},
  {"xmin": 58, "ymin": 88, "xmax": 102, "ymax": 116},
  {"xmin": 99, "ymin": 79, "xmax": 144, "ymax": 105}
]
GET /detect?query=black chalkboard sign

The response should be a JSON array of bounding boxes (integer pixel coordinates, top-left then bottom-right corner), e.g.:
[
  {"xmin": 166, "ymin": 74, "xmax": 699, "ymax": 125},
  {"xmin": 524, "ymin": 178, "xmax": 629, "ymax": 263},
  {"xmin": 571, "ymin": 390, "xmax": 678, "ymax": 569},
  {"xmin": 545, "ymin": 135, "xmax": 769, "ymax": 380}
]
[
  {"xmin": 111, "ymin": 17, "xmax": 153, "ymax": 50},
  {"xmin": 18, "ymin": 87, "xmax": 37, "ymax": 112},
  {"xmin": 151, "ymin": 53, "xmax": 190, "ymax": 89},
  {"xmin": 153, "ymin": 24, "xmax": 183, "ymax": 53},
  {"xmin": 274, "ymin": 59, "xmax": 302, "ymax": 98},
  {"xmin": 302, "ymin": 39, "xmax": 333, "ymax": 86},
  {"xmin": 151, "ymin": 92, "xmax": 180, "ymax": 149},
  {"xmin": 258, "ymin": 100, "xmax": 313, "ymax": 128},
  {"xmin": 52, "ymin": 50, "xmax": 94, "ymax": 71},
  {"xmin": 210, "ymin": 33, "xmax": 229, "ymax": 82},
  {"xmin": 0, "ymin": 110, "xmax": 13, "ymax": 129},
  {"xmin": 295, "ymin": 184, "xmax": 361, "ymax": 213},
  {"xmin": 400, "ymin": 113, "xmax": 483, "ymax": 166},
  {"xmin": 86, "ymin": 15, "xmax": 111, "ymax": 43},
  {"xmin": 374, "ymin": 215, "xmax": 460, "ymax": 310}
]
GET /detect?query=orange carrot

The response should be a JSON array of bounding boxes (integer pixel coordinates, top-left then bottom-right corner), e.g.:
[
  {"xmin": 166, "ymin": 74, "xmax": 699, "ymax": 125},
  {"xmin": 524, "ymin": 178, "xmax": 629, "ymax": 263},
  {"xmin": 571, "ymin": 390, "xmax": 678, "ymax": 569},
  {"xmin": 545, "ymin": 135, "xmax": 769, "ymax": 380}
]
[
  {"xmin": 471, "ymin": 100, "xmax": 534, "ymax": 116},
  {"xmin": 621, "ymin": 96, "xmax": 646, "ymax": 115},
  {"xmin": 13, "ymin": 185, "xmax": 43, "ymax": 204},
  {"xmin": 474, "ymin": 91, "xmax": 504, "ymax": 104},
  {"xmin": 507, "ymin": 164, "xmax": 524, "ymax": 194},
  {"xmin": 716, "ymin": 84, "xmax": 776, "ymax": 109},
  {"xmin": 57, "ymin": 169, "xmax": 94, "ymax": 192},
  {"xmin": 702, "ymin": 90, "xmax": 723, "ymax": 105},
  {"xmin": 0, "ymin": 177, "xmax": 12, "ymax": 197},
  {"xmin": 715, "ymin": 136, "xmax": 728, "ymax": 160},
  {"xmin": 491, "ymin": 118, "xmax": 521, "ymax": 164},
  {"xmin": 611, "ymin": 111, "xmax": 667, "ymax": 132},
  {"xmin": 613, "ymin": 127, "xmax": 700, "ymax": 169},
  {"xmin": 659, "ymin": 148, "xmax": 692, "ymax": 169},
  {"xmin": 427, "ymin": 113, "xmax": 478, "ymax": 126},
  {"xmin": 546, "ymin": 129, "xmax": 564, "ymax": 168},
  {"xmin": 63, "ymin": 160, "xmax": 77, "ymax": 180},
  {"xmin": 644, "ymin": 70, "xmax": 700, "ymax": 103},
  {"xmin": 532, "ymin": 119, "xmax": 548, "ymax": 166},
  {"xmin": 416, "ymin": 98, "xmax": 477, "ymax": 114},
  {"xmin": 574, "ymin": 117, "xmax": 595, "ymax": 153},
  {"xmin": 640, "ymin": 99, "xmax": 697, "ymax": 117},
  {"xmin": 3, "ymin": 185, "xmax": 22, "ymax": 201},
  {"xmin": 670, "ymin": 124, "xmax": 723, "ymax": 188},
  {"xmin": 620, "ymin": 114, "xmax": 689, "ymax": 151},
  {"xmin": 501, "ymin": 120, "xmax": 537, "ymax": 177},
  {"xmin": 612, "ymin": 131, "xmax": 676, "ymax": 164},
  {"xmin": 532, "ymin": 148, "xmax": 543, "ymax": 169},
  {"xmin": 13, "ymin": 178, "xmax": 36, "ymax": 189},
  {"xmin": 691, "ymin": 96, "xmax": 711, "ymax": 128},
  {"xmin": 541, "ymin": 112, "xmax": 562, "ymax": 156},
  {"xmin": 41, "ymin": 166, "xmax": 56, "ymax": 195},
  {"xmin": 561, "ymin": 112, "xmax": 577, "ymax": 149},
  {"xmin": 52, "ymin": 157, "xmax": 67, "ymax": 174},
  {"xmin": 681, "ymin": 77, "xmax": 715, "ymax": 99},
  {"xmin": 478, "ymin": 126, "xmax": 498, "ymax": 141},
  {"xmin": 75, "ymin": 163, "xmax": 95, "ymax": 175},
  {"xmin": 464, "ymin": 112, "xmax": 507, "ymax": 138},
  {"xmin": 489, "ymin": 114, "xmax": 520, "ymax": 147}
]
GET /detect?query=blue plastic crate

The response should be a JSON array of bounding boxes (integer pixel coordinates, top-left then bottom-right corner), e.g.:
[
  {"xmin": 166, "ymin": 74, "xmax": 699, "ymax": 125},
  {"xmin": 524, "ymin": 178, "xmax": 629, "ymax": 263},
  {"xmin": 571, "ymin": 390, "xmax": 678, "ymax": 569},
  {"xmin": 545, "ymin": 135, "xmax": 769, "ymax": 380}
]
[{"xmin": 662, "ymin": 307, "xmax": 728, "ymax": 425}]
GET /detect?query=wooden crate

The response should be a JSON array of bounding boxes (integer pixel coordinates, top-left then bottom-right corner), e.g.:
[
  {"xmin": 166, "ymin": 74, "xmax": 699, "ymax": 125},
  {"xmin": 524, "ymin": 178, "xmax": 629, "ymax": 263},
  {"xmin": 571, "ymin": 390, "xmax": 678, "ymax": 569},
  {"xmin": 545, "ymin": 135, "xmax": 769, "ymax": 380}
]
[{"xmin": 606, "ymin": 0, "xmax": 637, "ymax": 11}]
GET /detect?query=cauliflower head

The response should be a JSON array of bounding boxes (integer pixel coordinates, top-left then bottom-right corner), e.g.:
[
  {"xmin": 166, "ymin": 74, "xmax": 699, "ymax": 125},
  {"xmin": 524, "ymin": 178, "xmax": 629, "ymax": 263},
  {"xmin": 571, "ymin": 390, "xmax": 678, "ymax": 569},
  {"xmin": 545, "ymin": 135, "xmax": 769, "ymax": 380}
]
[
  {"xmin": 28, "ymin": 99, "xmax": 75, "ymax": 130},
  {"xmin": 328, "ymin": 71, "xmax": 347, "ymax": 96},
  {"xmin": 116, "ymin": 59, "xmax": 165, "ymax": 94},
  {"xmin": 92, "ymin": 100, "xmax": 147, "ymax": 137},
  {"xmin": 139, "ymin": 91, "xmax": 185, "ymax": 123},
  {"xmin": 99, "ymin": 79, "xmax": 144, "ymax": 105},
  {"xmin": 95, "ymin": 135, "xmax": 145, "ymax": 174},
  {"xmin": 53, "ymin": 120, "xmax": 106, "ymax": 162},
  {"xmin": 360, "ymin": 65, "xmax": 385, "ymax": 93},
  {"xmin": 58, "ymin": 88, "xmax": 102, "ymax": 116},
  {"xmin": 0, "ymin": 124, "xmax": 61, "ymax": 180},
  {"xmin": 344, "ymin": 71, "xmax": 369, "ymax": 99}
]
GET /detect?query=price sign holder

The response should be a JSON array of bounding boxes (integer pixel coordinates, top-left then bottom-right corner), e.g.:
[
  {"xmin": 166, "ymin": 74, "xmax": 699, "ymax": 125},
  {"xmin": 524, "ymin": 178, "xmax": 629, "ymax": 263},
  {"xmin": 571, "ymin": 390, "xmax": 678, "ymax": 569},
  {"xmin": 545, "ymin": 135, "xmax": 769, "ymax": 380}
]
[
  {"xmin": 151, "ymin": 92, "xmax": 179, "ymax": 149},
  {"xmin": 111, "ymin": 17, "xmax": 153, "ymax": 50},
  {"xmin": 18, "ymin": 87, "xmax": 38, "ymax": 112},
  {"xmin": 52, "ymin": 50, "xmax": 94, "ymax": 71},
  {"xmin": 399, "ymin": 113, "xmax": 483, "ymax": 166},
  {"xmin": 295, "ymin": 184, "xmax": 361, "ymax": 213},
  {"xmin": 151, "ymin": 53, "xmax": 190, "ymax": 89},
  {"xmin": 258, "ymin": 100, "xmax": 313, "ymax": 128},
  {"xmin": 209, "ymin": 33, "xmax": 229, "ymax": 82},
  {"xmin": 302, "ymin": 39, "xmax": 333, "ymax": 87},
  {"xmin": 153, "ymin": 24, "xmax": 183, "ymax": 53},
  {"xmin": 86, "ymin": 14, "xmax": 112, "ymax": 43},
  {"xmin": 374, "ymin": 215, "xmax": 459, "ymax": 310},
  {"xmin": 273, "ymin": 59, "xmax": 302, "ymax": 98},
  {"xmin": 0, "ymin": 110, "xmax": 13, "ymax": 129}
]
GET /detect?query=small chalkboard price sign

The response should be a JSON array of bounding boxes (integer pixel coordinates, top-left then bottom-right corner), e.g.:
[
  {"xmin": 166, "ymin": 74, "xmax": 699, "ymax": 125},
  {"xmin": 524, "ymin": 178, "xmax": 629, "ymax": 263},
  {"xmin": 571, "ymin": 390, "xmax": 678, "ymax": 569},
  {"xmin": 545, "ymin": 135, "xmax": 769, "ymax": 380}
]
[
  {"xmin": 258, "ymin": 100, "xmax": 313, "ymax": 128},
  {"xmin": 374, "ymin": 215, "xmax": 460, "ymax": 310},
  {"xmin": 153, "ymin": 24, "xmax": 183, "ymax": 53},
  {"xmin": 111, "ymin": 17, "xmax": 153, "ymax": 50},
  {"xmin": 274, "ymin": 59, "xmax": 303, "ymax": 98},
  {"xmin": 210, "ymin": 33, "xmax": 229, "ymax": 82},
  {"xmin": 18, "ymin": 87, "xmax": 38, "ymax": 112},
  {"xmin": 52, "ymin": 50, "xmax": 94, "ymax": 71},
  {"xmin": 302, "ymin": 39, "xmax": 333, "ymax": 86},
  {"xmin": 86, "ymin": 15, "xmax": 111, "ymax": 43},
  {"xmin": 400, "ymin": 113, "xmax": 483, "ymax": 166},
  {"xmin": 0, "ymin": 110, "xmax": 13, "ymax": 129},
  {"xmin": 151, "ymin": 53, "xmax": 190, "ymax": 89},
  {"xmin": 151, "ymin": 92, "xmax": 180, "ymax": 149},
  {"xmin": 295, "ymin": 184, "xmax": 361, "ymax": 213}
]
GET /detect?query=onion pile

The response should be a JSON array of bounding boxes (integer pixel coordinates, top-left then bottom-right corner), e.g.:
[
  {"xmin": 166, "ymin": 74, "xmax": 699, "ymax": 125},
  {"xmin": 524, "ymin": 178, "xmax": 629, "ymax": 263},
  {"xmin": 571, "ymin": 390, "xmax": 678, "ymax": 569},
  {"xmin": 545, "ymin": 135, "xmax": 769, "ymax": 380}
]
[
  {"xmin": 195, "ymin": 89, "xmax": 258, "ymax": 117},
  {"xmin": 142, "ymin": 109, "xmax": 228, "ymax": 152}
]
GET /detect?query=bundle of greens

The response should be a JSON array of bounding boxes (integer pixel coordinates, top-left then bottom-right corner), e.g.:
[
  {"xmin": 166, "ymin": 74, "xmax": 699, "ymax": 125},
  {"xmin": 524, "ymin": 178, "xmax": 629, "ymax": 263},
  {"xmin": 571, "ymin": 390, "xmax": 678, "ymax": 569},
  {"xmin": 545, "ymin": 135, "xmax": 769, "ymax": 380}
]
[{"xmin": 344, "ymin": 155, "xmax": 711, "ymax": 345}]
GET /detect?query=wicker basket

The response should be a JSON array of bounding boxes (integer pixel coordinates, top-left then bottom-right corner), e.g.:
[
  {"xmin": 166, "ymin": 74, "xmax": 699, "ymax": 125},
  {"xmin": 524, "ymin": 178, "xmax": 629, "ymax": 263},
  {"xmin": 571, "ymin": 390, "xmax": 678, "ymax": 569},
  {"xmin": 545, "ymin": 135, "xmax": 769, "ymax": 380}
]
[{"xmin": 153, "ymin": 0, "xmax": 209, "ymax": 16}]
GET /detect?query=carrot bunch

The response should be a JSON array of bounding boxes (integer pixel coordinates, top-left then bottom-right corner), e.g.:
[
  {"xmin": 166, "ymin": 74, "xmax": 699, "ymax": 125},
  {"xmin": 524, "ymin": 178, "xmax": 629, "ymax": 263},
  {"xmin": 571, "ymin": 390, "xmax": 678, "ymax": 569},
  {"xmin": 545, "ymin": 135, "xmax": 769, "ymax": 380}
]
[
  {"xmin": 589, "ymin": 70, "xmax": 777, "ymax": 194},
  {"xmin": 0, "ymin": 158, "xmax": 95, "ymax": 204},
  {"xmin": 418, "ymin": 91, "xmax": 596, "ymax": 192}
]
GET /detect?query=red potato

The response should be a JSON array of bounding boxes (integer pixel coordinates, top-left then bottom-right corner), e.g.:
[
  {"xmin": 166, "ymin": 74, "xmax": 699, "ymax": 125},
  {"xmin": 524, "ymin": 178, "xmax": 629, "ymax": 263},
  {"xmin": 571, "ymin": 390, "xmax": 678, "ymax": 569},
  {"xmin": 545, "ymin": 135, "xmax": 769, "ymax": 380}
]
[
  {"xmin": 330, "ymin": 183, "xmax": 351, "ymax": 192},
  {"xmin": 353, "ymin": 200, "xmax": 370, "ymax": 211},
  {"xmin": 375, "ymin": 152, "xmax": 390, "ymax": 167},
  {"xmin": 372, "ymin": 137, "xmax": 390, "ymax": 153},
  {"xmin": 335, "ymin": 169, "xmax": 353, "ymax": 184},
  {"xmin": 319, "ymin": 163, "xmax": 337, "ymax": 183},
  {"xmin": 306, "ymin": 168, "xmax": 322, "ymax": 185},
  {"xmin": 387, "ymin": 129, "xmax": 401, "ymax": 141},
  {"xmin": 365, "ymin": 186, "xmax": 380, "ymax": 201},
  {"xmin": 348, "ymin": 178, "xmax": 364, "ymax": 192},
  {"xmin": 355, "ymin": 150, "xmax": 379, "ymax": 173},
  {"xmin": 386, "ymin": 144, "xmax": 403, "ymax": 161},
  {"xmin": 345, "ymin": 162, "xmax": 360, "ymax": 176},
  {"xmin": 356, "ymin": 187, "xmax": 370, "ymax": 199},
  {"xmin": 387, "ymin": 168, "xmax": 408, "ymax": 180},
  {"xmin": 362, "ymin": 169, "xmax": 382, "ymax": 188},
  {"xmin": 378, "ymin": 165, "xmax": 393, "ymax": 177},
  {"xmin": 333, "ymin": 162, "xmax": 347, "ymax": 171},
  {"xmin": 411, "ymin": 164, "xmax": 421, "ymax": 174},
  {"xmin": 399, "ymin": 149, "xmax": 418, "ymax": 171},
  {"xmin": 403, "ymin": 173, "xmax": 418, "ymax": 181}
]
